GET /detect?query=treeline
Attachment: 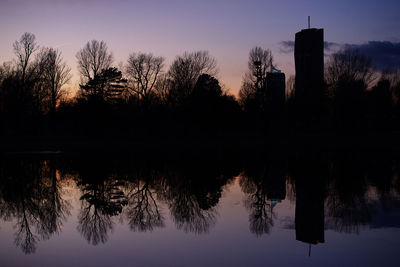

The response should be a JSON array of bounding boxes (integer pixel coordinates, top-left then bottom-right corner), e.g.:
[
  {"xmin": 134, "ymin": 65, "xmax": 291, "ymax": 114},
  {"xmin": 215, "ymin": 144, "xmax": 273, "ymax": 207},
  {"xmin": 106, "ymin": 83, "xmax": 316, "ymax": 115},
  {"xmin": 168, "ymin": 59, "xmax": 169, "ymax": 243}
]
[{"xmin": 1, "ymin": 32, "xmax": 400, "ymax": 139}]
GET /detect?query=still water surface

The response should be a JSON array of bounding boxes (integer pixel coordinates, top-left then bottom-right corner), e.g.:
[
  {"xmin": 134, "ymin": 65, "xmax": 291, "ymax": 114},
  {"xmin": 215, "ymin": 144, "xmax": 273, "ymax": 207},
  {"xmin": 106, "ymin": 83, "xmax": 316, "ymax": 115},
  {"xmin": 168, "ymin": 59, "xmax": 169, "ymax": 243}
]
[{"xmin": 0, "ymin": 158, "xmax": 399, "ymax": 266}]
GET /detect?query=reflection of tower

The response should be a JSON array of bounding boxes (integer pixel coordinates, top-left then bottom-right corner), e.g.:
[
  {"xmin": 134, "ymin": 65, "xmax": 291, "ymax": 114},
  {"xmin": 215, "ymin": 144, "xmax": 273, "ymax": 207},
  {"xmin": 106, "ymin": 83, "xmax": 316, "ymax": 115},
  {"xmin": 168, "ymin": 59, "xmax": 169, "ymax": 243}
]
[
  {"xmin": 294, "ymin": 27, "xmax": 324, "ymax": 124},
  {"xmin": 295, "ymin": 179, "xmax": 325, "ymax": 245},
  {"xmin": 266, "ymin": 161, "xmax": 286, "ymax": 209},
  {"xmin": 294, "ymin": 161, "xmax": 326, "ymax": 256}
]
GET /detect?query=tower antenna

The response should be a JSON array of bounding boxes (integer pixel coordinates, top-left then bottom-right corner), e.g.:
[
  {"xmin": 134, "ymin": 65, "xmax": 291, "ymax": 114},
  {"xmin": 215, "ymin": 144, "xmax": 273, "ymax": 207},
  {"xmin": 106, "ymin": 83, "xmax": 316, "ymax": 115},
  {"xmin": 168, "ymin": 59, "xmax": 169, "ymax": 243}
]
[{"xmin": 308, "ymin": 16, "xmax": 310, "ymax": 29}]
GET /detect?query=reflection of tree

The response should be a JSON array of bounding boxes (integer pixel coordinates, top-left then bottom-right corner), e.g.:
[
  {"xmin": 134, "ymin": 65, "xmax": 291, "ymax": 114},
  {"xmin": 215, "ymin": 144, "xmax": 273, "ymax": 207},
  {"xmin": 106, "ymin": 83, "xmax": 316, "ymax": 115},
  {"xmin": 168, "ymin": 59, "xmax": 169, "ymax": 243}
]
[
  {"xmin": 325, "ymin": 160, "xmax": 371, "ymax": 234},
  {"xmin": 167, "ymin": 178, "xmax": 218, "ymax": 234},
  {"xmin": 240, "ymin": 170, "xmax": 274, "ymax": 237},
  {"xmin": 239, "ymin": 159, "xmax": 288, "ymax": 237},
  {"xmin": 77, "ymin": 179, "xmax": 127, "ymax": 245},
  {"xmin": 160, "ymin": 163, "xmax": 228, "ymax": 234},
  {"xmin": 78, "ymin": 203, "xmax": 112, "ymax": 246},
  {"xmin": 0, "ymin": 160, "xmax": 70, "ymax": 254},
  {"xmin": 14, "ymin": 208, "xmax": 38, "ymax": 254},
  {"xmin": 40, "ymin": 161, "xmax": 71, "ymax": 239},
  {"xmin": 367, "ymin": 160, "xmax": 397, "ymax": 206},
  {"xmin": 325, "ymin": 194, "xmax": 371, "ymax": 234},
  {"xmin": 124, "ymin": 179, "xmax": 164, "ymax": 232}
]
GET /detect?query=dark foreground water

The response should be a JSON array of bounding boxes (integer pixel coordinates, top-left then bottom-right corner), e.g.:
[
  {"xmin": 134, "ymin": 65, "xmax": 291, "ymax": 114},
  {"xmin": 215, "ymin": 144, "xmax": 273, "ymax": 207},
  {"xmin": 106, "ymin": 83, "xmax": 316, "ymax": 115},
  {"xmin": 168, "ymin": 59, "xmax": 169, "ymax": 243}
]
[{"xmin": 0, "ymin": 156, "xmax": 399, "ymax": 266}]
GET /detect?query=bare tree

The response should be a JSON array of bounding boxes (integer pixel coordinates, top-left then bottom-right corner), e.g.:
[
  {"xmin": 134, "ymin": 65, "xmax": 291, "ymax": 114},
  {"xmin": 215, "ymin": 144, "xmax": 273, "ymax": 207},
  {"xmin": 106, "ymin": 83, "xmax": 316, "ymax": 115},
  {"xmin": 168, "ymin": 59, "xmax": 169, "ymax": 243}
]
[
  {"xmin": 13, "ymin": 32, "xmax": 38, "ymax": 83},
  {"xmin": 0, "ymin": 62, "xmax": 15, "ymax": 107},
  {"xmin": 325, "ymin": 49, "xmax": 376, "ymax": 131},
  {"xmin": 388, "ymin": 70, "xmax": 400, "ymax": 104},
  {"xmin": 154, "ymin": 73, "xmax": 172, "ymax": 104},
  {"xmin": 76, "ymin": 40, "xmax": 113, "ymax": 82},
  {"xmin": 168, "ymin": 51, "xmax": 218, "ymax": 104},
  {"xmin": 0, "ymin": 62, "xmax": 14, "ymax": 84},
  {"xmin": 325, "ymin": 48, "xmax": 376, "ymax": 88},
  {"xmin": 43, "ymin": 49, "xmax": 71, "ymax": 113},
  {"xmin": 238, "ymin": 47, "xmax": 274, "ymax": 110},
  {"xmin": 125, "ymin": 53, "xmax": 164, "ymax": 106},
  {"xmin": 238, "ymin": 79, "xmax": 255, "ymax": 107},
  {"xmin": 247, "ymin": 46, "xmax": 274, "ymax": 91},
  {"xmin": 31, "ymin": 50, "xmax": 53, "ymax": 114}
]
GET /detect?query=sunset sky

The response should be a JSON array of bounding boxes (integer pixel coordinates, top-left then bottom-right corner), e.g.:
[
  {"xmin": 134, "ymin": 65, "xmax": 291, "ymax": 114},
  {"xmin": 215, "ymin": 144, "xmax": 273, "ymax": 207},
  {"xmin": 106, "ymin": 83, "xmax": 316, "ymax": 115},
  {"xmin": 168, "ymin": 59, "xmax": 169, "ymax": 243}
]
[{"xmin": 1, "ymin": 0, "xmax": 399, "ymax": 94}]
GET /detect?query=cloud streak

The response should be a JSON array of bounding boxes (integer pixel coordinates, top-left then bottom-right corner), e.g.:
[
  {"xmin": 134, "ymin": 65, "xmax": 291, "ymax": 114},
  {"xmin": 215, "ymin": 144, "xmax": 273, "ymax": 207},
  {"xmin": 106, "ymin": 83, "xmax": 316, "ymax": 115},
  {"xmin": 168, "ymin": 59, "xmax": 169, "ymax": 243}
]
[
  {"xmin": 33, "ymin": 43, "xmax": 70, "ymax": 55},
  {"xmin": 279, "ymin": 41, "xmax": 339, "ymax": 54}
]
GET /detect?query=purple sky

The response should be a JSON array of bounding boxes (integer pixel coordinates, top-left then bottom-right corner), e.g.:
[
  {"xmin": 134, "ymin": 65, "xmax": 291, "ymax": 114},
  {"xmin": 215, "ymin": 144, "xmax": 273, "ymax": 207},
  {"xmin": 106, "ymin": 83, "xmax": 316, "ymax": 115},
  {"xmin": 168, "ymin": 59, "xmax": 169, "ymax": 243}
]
[{"xmin": 1, "ymin": 0, "xmax": 399, "ymax": 94}]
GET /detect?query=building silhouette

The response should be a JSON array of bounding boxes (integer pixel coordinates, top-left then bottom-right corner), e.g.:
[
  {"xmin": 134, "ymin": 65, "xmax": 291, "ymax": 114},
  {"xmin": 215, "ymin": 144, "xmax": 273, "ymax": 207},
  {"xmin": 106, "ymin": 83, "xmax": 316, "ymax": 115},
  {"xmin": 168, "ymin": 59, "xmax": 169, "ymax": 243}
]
[
  {"xmin": 266, "ymin": 161, "xmax": 286, "ymax": 204},
  {"xmin": 294, "ymin": 28, "xmax": 324, "ymax": 127},
  {"xmin": 265, "ymin": 67, "xmax": 286, "ymax": 132},
  {"xmin": 266, "ymin": 69, "xmax": 286, "ymax": 109},
  {"xmin": 295, "ymin": 28, "xmax": 324, "ymax": 100}
]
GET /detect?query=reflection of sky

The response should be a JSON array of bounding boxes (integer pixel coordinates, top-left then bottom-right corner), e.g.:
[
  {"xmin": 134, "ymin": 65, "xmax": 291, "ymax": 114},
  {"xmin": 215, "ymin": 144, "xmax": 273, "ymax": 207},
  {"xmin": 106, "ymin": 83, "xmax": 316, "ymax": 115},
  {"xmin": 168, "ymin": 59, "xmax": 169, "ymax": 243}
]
[
  {"xmin": 0, "ymin": 177, "xmax": 400, "ymax": 266},
  {"xmin": 0, "ymin": 0, "xmax": 399, "ymax": 94},
  {"xmin": 370, "ymin": 203, "xmax": 400, "ymax": 229}
]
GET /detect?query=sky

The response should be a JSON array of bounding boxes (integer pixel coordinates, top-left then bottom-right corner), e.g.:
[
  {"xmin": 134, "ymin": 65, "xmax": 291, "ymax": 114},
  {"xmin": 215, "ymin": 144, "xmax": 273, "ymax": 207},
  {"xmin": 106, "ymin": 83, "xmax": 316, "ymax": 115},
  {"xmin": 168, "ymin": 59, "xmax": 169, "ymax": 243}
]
[{"xmin": 0, "ymin": 0, "xmax": 399, "ymax": 94}]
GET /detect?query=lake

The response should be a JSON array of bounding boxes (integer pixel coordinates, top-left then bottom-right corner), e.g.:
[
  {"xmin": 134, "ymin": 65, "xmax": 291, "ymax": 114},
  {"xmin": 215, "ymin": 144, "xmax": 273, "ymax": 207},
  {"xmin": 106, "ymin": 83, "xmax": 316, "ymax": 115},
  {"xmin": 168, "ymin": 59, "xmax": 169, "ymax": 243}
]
[{"xmin": 0, "ymin": 155, "xmax": 399, "ymax": 266}]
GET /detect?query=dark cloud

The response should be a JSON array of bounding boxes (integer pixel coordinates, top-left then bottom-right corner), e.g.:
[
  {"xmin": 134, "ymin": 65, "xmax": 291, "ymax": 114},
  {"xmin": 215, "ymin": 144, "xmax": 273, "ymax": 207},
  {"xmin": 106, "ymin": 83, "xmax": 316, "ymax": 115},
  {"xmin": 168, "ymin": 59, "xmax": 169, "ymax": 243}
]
[
  {"xmin": 279, "ymin": 41, "xmax": 295, "ymax": 53},
  {"xmin": 344, "ymin": 41, "xmax": 400, "ymax": 73},
  {"xmin": 279, "ymin": 40, "xmax": 400, "ymax": 73}
]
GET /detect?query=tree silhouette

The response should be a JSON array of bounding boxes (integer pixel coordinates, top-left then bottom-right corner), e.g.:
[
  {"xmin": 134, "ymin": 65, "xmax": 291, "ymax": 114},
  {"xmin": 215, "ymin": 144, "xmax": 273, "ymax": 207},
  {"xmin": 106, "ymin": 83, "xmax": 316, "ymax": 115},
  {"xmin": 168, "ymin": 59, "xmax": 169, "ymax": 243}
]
[
  {"xmin": 8, "ymin": 32, "xmax": 48, "ymax": 116},
  {"xmin": 79, "ymin": 67, "xmax": 127, "ymax": 103},
  {"xmin": 188, "ymin": 73, "xmax": 224, "ymax": 116},
  {"xmin": 76, "ymin": 40, "xmax": 113, "ymax": 82},
  {"xmin": 125, "ymin": 52, "xmax": 165, "ymax": 109},
  {"xmin": 3, "ymin": 30, "xmax": 400, "ymax": 139},
  {"xmin": 193, "ymin": 73, "xmax": 223, "ymax": 98},
  {"xmin": 390, "ymin": 70, "xmax": 400, "ymax": 128},
  {"xmin": 326, "ymin": 49, "xmax": 375, "ymax": 88},
  {"xmin": 368, "ymin": 78, "xmax": 393, "ymax": 131},
  {"xmin": 239, "ymin": 46, "xmax": 274, "ymax": 112},
  {"xmin": 326, "ymin": 49, "xmax": 376, "ymax": 132},
  {"xmin": 153, "ymin": 73, "xmax": 172, "ymax": 105},
  {"xmin": 390, "ymin": 70, "xmax": 400, "ymax": 103},
  {"xmin": 168, "ymin": 51, "xmax": 217, "ymax": 106},
  {"xmin": 13, "ymin": 32, "xmax": 38, "ymax": 84},
  {"xmin": 42, "ymin": 48, "xmax": 71, "ymax": 114}
]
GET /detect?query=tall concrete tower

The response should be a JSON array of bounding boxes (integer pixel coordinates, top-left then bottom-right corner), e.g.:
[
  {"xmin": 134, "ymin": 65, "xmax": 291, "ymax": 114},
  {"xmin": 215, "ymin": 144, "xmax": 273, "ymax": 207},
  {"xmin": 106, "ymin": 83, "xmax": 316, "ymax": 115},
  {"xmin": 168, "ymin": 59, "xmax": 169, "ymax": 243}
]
[
  {"xmin": 266, "ymin": 70, "xmax": 286, "ymax": 109},
  {"xmin": 294, "ymin": 28, "xmax": 324, "ymax": 104},
  {"xmin": 265, "ymin": 68, "xmax": 286, "ymax": 132},
  {"xmin": 294, "ymin": 28, "xmax": 324, "ymax": 128}
]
